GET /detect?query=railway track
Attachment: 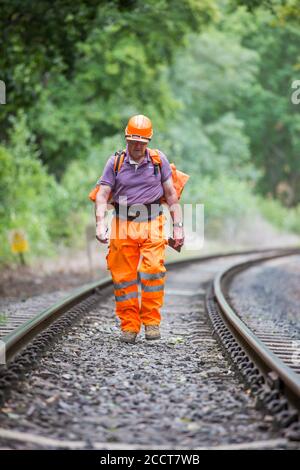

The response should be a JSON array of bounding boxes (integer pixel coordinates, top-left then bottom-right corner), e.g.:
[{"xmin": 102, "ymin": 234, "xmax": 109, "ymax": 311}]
[
  {"xmin": 0, "ymin": 247, "xmax": 299, "ymax": 449},
  {"xmin": 206, "ymin": 251, "xmax": 300, "ymax": 440},
  {"xmin": 0, "ymin": 247, "xmax": 294, "ymax": 360}
]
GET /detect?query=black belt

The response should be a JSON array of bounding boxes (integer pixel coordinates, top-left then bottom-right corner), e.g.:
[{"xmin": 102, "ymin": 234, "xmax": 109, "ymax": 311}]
[{"xmin": 114, "ymin": 200, "xmax": 162, "ymax": 221}]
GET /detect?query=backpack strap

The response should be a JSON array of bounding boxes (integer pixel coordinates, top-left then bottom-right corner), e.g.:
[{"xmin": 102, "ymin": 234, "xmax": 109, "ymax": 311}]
[
  {"xmin": 148, "ymin": 148, "xmax": 161, "ymax": 176},
  {"xmin": 113, "ymin": 150, "xmax": 126, "ymax": 175},
  {"xmin": 113, "ymin": 148, "xmax": 161, "ymax": 176}
]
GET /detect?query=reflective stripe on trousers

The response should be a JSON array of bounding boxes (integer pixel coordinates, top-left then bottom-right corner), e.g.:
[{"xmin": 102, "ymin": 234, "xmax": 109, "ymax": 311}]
[{"xmin": 106, "ymin": 214, "xmax": 167, "ymax": 333}]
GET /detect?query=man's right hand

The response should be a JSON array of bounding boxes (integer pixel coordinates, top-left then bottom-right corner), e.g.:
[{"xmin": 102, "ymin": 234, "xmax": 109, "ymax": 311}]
[{"xmin": 96, "ymin": 223, "xmax": 108, "ymax": 244}]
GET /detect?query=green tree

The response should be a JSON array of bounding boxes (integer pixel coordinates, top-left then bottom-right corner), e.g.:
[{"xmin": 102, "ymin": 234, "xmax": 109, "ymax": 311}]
[
  {"xmin": 152, "ymin": 30, "xmax": 259, "ymax": 185},
  {"xmin": 228, "ymin": 7, "xmax": 300, "ymax": 204},
  {"xmin": 0, "ymin": 0, "xmax": 218, "ymax": 176},
  {"xmin": 0, "ymin": 112, "xmax": 64, "ymax": 262}
]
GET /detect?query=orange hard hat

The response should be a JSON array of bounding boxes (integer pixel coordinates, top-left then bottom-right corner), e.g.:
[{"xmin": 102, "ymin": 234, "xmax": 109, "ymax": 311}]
[{"xmin": 125, "ymin": 115, "xmax": 153, "ymax": 142}]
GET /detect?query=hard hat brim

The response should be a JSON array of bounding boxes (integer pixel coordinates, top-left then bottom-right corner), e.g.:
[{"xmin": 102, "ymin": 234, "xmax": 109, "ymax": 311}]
[{"xmin": 126, "ymin": 135, "xmax": 150, "ymax": 143}]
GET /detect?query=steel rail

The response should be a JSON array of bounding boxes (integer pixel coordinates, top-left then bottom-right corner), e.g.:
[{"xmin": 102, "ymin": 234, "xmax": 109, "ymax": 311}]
[
  {"xmin": 214, "ymin": 249, "xmax": 300, "ymax": 405},
  {"xmin": 2, "ymin": 278, "xmax": 112, "ymax": 363},
  {"xmin": 1, "ymin": 246, "xmax": 299, "ymax": 364}
]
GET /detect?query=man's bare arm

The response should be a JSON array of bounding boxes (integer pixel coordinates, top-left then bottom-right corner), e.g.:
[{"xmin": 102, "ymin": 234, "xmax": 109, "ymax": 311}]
[
  {"xmin": 95, "ymin": 185, "xmax": 111, "ymax": 243},
  {"xmin": 162, "ymin": 177, "xmax": 182, "ymax": 225},
  {"xmin": 162, "ymin": 177, "xmax": 184, "ymax": 248},
  {"xmin": 95, "ymin": 185, "xmax": 111, "ymax": 222}
]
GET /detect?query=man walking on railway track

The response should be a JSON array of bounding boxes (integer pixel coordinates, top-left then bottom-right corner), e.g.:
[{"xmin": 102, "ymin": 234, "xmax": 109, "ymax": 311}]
[{"xmin": 93, "ymin": 115, "xmax": 185, "ymax": 344}]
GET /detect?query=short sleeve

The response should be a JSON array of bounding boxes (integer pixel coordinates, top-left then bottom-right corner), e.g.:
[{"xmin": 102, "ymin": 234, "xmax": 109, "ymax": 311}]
[
  {"xmin": 158, "ymin": 150, "xmax": 172, "ymax": 183},
  {"xmin": 100, "ymin": 156, "xmax": 115, "ymax": 188}
]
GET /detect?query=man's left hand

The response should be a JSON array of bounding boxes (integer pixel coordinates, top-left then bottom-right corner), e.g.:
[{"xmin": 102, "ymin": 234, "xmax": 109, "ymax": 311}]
[{"xmin": 173, "ymin": 226, "xmax": 184, "ymax": 249}]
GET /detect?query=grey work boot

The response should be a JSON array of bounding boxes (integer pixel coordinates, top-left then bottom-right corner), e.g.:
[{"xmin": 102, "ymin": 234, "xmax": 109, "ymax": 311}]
[
  {"xmin": 120, "ymin": 331, "xmax": 137, "ymax": 344},
  {"xmin": 145, "ymin": 325, "xmax": 161, "ymax": 340}
]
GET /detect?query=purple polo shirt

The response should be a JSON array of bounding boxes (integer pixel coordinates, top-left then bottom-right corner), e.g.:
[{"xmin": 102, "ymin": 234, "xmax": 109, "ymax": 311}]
[{"xmin": 100, "ymin": 147, "xmax": 172, "ymax": 205}]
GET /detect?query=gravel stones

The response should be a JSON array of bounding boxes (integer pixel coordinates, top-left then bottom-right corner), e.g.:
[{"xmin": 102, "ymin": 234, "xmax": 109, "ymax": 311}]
[
  {"xmin": 229, "ymin": 255, "xmax": 300, "ymax": 340},
  {"xmin": 0, "ymin": 258, "xmax": 293, "ymax": 449}
]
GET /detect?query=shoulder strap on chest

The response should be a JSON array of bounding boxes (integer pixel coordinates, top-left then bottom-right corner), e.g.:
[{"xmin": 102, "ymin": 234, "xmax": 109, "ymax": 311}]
[
  {"xmin": 148, "ymin": 148, "xmax": 161, "ymax": 165},
  {"xmin": 113, "ymin": 150, "xmax": 126, "ymax": 175},
  {"xmin": 148, "ymin": 148, "xmax": 161, "ymax": 175},
  {"xmin": 113, "ymin": 149, "xmax": 162, "ymax": 176}
]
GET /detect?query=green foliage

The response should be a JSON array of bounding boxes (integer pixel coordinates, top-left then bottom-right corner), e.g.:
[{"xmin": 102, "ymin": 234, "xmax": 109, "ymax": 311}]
[
  {"xmin": 2, "ymin": 0, "xmax": 300, "ymax": 265},
  {"xmin": 0, "ymin": 112, "xmax": 64, "ymax": 262},
  {"xmin": 222, "ymin": 3, "xmax": 300, "ymax": 204},
  {"xmin": 152, "ymin": 30, "xmax": 260, "ymax": 185},
  {"xmin": 0, "ymin": 0, "xmax": 101, "ymax": 140},
  {"xmin": 0, "ymin": 0, "xmax": 218, "ymax": 264},
  {"xmin": 1, "ymin": 0, "xmax": 217, "ymax": 176},
  {"xmin": 154, "ymin": 112, "xmax": 257, "ymax": 182},
  {"xmin": 186, "ymin": 174, "xmax": 257, "ymax": 234},
  {"xmin": 170, "ymin": 31, "xmax": 259, "ymax": 122},
  {"xmin": 258, "ymin": 196, "xmax": 300, "ymax": 234}
]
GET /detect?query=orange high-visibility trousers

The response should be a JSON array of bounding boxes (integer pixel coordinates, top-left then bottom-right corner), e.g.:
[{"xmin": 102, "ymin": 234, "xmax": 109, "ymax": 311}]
[{"xmin": 106, "ymin": 214, "xmax": 167, "ymax": 333}]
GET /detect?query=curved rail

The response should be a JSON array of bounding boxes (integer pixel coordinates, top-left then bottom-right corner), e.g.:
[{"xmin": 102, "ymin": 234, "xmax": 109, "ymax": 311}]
[
  {"xmin": 1, "ymin": 246, "xmax": 298, "ymax": 364},
  {"xmin": 213, "ymin": 249, "xmax": 300, "ymax": 407},
  {"xmin": 2, "ymin": 278, "xmax": 112, "ymax": 363}
]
